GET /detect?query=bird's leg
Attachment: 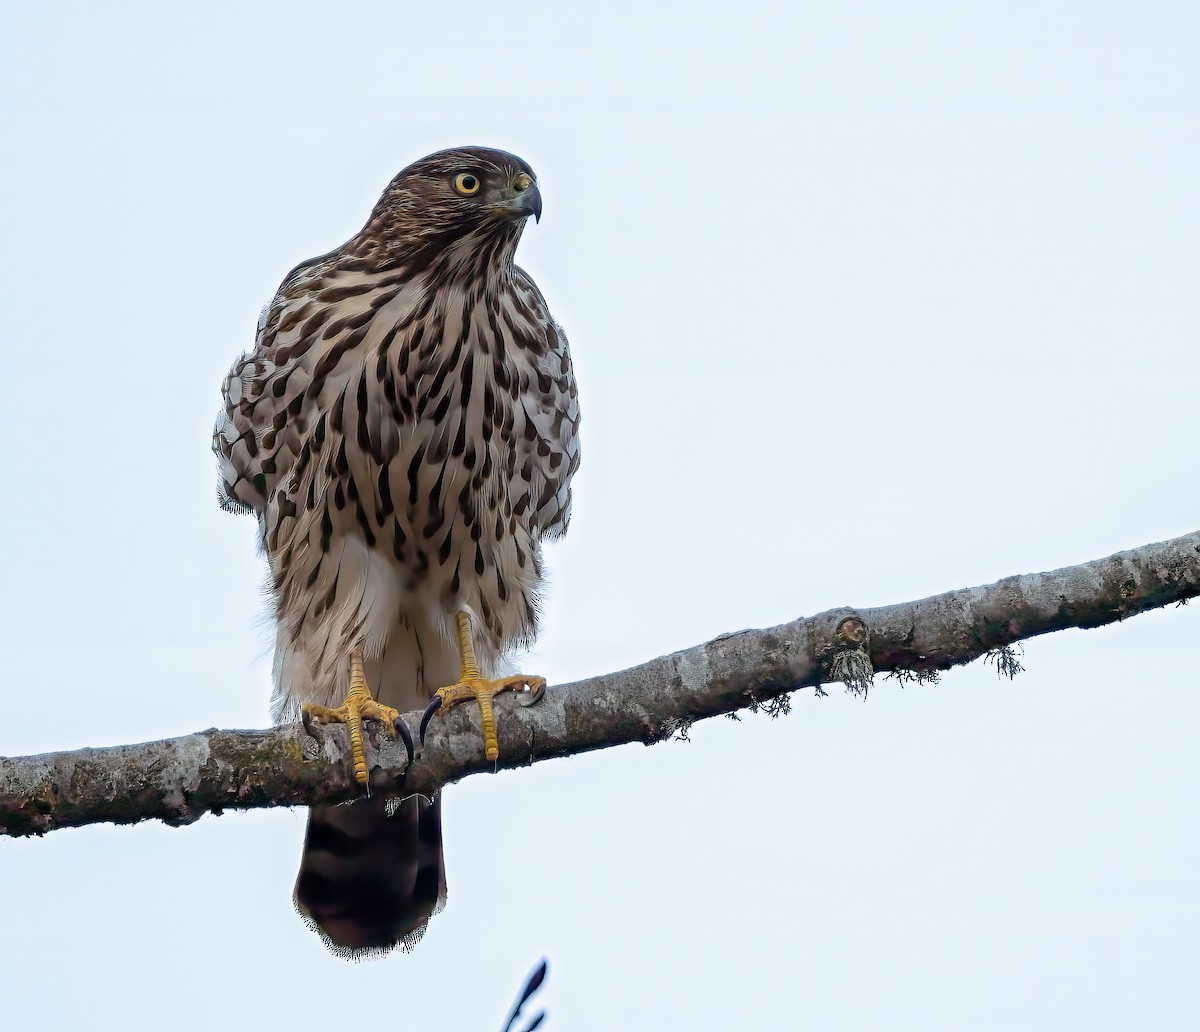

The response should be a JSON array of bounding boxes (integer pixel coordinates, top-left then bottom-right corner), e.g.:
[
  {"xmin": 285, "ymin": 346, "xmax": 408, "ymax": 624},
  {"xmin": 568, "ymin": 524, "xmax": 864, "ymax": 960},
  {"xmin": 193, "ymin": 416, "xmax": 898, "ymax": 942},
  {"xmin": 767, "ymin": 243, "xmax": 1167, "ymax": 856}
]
[
  {"xmin": 302, "ymin": 651, "xmax": 414, "ymax": 786},
  {"xmin": 419, "ymin": 612, "xmax": 546, "ymax": 761}
]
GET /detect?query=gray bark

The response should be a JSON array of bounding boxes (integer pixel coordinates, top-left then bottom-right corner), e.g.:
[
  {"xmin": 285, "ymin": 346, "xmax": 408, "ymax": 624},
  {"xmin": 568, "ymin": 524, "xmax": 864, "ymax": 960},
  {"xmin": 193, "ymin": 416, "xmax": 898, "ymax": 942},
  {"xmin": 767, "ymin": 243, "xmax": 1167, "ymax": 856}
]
[{"xmin": 3, "ymin": 530, "xmax": 1197, "ymax": 837}]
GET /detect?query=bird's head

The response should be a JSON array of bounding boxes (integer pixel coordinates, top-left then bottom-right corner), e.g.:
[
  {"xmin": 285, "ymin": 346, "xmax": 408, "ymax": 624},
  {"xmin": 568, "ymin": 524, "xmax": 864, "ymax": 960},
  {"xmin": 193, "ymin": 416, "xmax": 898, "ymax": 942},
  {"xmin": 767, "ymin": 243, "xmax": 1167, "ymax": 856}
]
[{"xmin": 357, "ymin": 146, "xmax": 542, "ymax": 269}]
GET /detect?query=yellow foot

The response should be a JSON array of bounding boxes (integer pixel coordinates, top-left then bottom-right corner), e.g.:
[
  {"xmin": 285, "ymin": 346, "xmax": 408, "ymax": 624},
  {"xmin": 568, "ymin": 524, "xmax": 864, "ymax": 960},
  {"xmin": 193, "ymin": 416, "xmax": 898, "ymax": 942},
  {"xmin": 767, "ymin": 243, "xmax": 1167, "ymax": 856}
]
[
  {"xmin": 419, "ymin": 673, "xmax": 546, "ymax": 761},
  {"xmin": 302, "ymin": 652, "xmax": 414, "ymax": 786}
]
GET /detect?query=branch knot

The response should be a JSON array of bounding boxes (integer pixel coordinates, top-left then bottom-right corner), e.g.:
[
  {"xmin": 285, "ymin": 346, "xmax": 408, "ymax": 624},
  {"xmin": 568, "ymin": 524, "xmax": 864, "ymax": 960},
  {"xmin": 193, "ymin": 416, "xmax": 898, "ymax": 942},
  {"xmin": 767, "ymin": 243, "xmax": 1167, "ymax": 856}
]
[{"xmin": 828, "ymin": 616, "xmax": 875, "ymax": 698}]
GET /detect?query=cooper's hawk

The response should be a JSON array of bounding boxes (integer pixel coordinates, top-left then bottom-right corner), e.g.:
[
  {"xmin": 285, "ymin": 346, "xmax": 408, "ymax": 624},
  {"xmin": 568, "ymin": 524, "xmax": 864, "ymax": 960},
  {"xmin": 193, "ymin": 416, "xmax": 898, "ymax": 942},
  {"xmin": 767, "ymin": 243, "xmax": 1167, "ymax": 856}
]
[{"xmin": 213, "ymin": 147, "xmax": 580, "ymax": 955}]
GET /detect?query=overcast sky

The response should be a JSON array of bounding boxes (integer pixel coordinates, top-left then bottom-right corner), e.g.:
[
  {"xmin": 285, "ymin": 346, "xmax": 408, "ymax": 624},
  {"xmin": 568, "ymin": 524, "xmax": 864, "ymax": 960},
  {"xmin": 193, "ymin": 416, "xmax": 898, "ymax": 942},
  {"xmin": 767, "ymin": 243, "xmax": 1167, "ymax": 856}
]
[{"xmin": 2, "ymin": 2, "xmax": 1197, "ymax": 1029}]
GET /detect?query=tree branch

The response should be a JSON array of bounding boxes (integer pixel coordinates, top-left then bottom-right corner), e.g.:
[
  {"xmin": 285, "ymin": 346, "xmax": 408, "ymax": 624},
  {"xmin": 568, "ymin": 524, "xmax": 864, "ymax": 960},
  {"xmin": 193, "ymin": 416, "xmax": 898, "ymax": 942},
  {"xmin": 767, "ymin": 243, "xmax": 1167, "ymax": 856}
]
[{"xmin": 3, "ymin": 530, "xmax": 1197, "ymax": 837}]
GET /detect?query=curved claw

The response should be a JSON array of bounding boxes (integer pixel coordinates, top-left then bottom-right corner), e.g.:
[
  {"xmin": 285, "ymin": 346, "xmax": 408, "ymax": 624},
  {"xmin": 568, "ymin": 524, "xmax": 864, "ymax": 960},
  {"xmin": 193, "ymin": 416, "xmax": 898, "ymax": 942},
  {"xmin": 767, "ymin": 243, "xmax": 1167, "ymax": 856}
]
[
  {"xmin": 418, "ymin": 695, "xmax": 443, "ymax": 744},
  {"xmin": 393, "ymin": 716, "xmax": 415, "ymax": 768},
  {"xmin": 518, "ymin": 679, "xmax": 546, "ymax": 707},
  {"xmin": 301, "ymin": 706, "xmax": 321, "ymax": 739}
]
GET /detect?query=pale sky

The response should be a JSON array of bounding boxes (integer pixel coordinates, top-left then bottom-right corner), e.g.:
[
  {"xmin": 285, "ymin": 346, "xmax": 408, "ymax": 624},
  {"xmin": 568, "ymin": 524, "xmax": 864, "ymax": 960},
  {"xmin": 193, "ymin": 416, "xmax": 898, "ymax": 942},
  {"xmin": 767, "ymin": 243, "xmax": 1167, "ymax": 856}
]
[{"xmin": 2, "ymin": 2, "xmax": 1198, "ymax": 1029}]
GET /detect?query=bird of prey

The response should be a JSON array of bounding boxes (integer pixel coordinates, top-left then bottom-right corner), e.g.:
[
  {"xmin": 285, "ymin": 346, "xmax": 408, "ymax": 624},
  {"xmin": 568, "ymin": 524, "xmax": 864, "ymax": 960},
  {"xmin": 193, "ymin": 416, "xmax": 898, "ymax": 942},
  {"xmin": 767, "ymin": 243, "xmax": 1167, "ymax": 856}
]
[{"xmin": 213, "ymin": 147, "xmax": 580, "ymax": 955}]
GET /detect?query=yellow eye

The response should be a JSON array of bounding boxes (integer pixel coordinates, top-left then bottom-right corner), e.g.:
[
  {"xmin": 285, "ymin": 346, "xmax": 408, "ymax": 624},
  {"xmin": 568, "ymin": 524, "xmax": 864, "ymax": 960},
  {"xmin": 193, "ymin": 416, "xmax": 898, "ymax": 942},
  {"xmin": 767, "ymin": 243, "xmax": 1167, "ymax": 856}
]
[{"xmin": 453, "ymin": 172, "xmax": 481, "ymax": 196}]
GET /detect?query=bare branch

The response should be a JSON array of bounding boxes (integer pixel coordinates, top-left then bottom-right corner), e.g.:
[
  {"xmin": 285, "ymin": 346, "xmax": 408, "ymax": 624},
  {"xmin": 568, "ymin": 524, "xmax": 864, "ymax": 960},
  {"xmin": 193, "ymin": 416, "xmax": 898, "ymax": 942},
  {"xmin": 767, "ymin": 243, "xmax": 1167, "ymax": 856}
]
[{"xmin": 3, "ymin": 530, "xmax": 1197, "ymax": 837}]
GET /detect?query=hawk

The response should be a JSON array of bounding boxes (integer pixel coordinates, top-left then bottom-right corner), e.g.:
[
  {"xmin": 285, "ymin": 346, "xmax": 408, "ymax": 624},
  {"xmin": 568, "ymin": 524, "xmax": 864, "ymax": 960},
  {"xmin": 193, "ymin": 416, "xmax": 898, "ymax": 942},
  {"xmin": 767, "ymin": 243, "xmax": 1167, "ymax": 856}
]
[{"xmin": 213, "ymin": 147, "xmax": 580, "ymax": 955}]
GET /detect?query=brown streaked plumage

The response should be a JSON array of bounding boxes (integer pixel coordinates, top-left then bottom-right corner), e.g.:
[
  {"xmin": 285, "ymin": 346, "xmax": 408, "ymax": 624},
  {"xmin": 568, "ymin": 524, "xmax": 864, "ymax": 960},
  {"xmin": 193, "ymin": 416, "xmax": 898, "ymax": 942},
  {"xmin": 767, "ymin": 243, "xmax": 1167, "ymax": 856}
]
[{"xmin": 214, "ymin": 147, "xmax": 580, "ymax": 956}]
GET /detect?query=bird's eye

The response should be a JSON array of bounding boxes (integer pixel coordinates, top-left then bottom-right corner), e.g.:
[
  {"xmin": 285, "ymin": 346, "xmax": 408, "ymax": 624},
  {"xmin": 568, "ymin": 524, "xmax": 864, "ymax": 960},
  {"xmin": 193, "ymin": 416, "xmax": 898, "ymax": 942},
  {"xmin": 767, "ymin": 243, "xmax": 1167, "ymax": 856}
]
[{"xmin": 453, "ymin": 173, "xmax": 481, "ymax": 196}]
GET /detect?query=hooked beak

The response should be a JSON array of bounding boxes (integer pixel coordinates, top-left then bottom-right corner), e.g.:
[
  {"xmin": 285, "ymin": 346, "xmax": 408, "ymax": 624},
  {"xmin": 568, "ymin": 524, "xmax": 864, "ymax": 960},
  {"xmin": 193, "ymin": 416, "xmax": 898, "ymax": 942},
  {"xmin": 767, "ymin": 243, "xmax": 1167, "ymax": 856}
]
[{"xmin": 510, "ymin": 171, "xmax": 542, "ymax": 223}]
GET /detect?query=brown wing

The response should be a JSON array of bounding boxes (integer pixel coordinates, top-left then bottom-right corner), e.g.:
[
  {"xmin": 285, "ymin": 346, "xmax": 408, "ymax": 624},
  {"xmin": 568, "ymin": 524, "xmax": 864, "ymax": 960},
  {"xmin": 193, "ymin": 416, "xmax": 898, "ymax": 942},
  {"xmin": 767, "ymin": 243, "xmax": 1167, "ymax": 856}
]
[
  {"xmin": 510, "ymin": 266, "xmax": 581, "ymax": 541},
  {"xmin": 213, "ymin": 252, "xmax": 382, "ymax": 517}
]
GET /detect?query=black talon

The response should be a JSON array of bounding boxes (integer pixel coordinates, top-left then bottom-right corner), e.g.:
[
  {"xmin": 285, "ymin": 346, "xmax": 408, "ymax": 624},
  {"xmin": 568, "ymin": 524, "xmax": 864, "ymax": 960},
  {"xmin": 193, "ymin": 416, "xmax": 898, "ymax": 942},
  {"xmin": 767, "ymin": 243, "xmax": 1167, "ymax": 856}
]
[
  {"xmin": 518, "ymin": 681, "xmax": 546, "ymax": 707},
  {"xmin": 301, "ymin": 708, "xmax": 321, "ymax": 738},
  {"xmin": 419, "ymin": 696, "xmax": 443, "ymax": 744},
  {"xmin": 393, "ymin": 716, "xmax": 415, "ymax": 768}
]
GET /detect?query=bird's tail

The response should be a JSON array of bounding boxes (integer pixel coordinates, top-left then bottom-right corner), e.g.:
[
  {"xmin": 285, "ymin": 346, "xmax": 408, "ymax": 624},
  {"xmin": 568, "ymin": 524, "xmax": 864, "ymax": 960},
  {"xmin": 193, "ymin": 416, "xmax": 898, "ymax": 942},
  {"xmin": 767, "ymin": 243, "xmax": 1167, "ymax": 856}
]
[
  {"xmin": 294, "ymin": 792, "xmax": 446, "ymax": 957},
  {"xmin": 279, "ymin": 564, "xmax": 469, "ymax": 957},
  {"xmin": 289, "ymin": 605, "xmax": 462, "ymax": 957}
]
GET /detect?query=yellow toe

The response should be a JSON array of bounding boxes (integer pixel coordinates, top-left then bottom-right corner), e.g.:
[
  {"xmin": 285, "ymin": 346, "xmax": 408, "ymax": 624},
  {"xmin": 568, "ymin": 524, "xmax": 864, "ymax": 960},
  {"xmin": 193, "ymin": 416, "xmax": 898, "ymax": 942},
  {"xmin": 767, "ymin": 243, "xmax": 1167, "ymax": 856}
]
[{"xmin": 304, "ymin": 652, "xmax": 403, "ymax": 786}]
